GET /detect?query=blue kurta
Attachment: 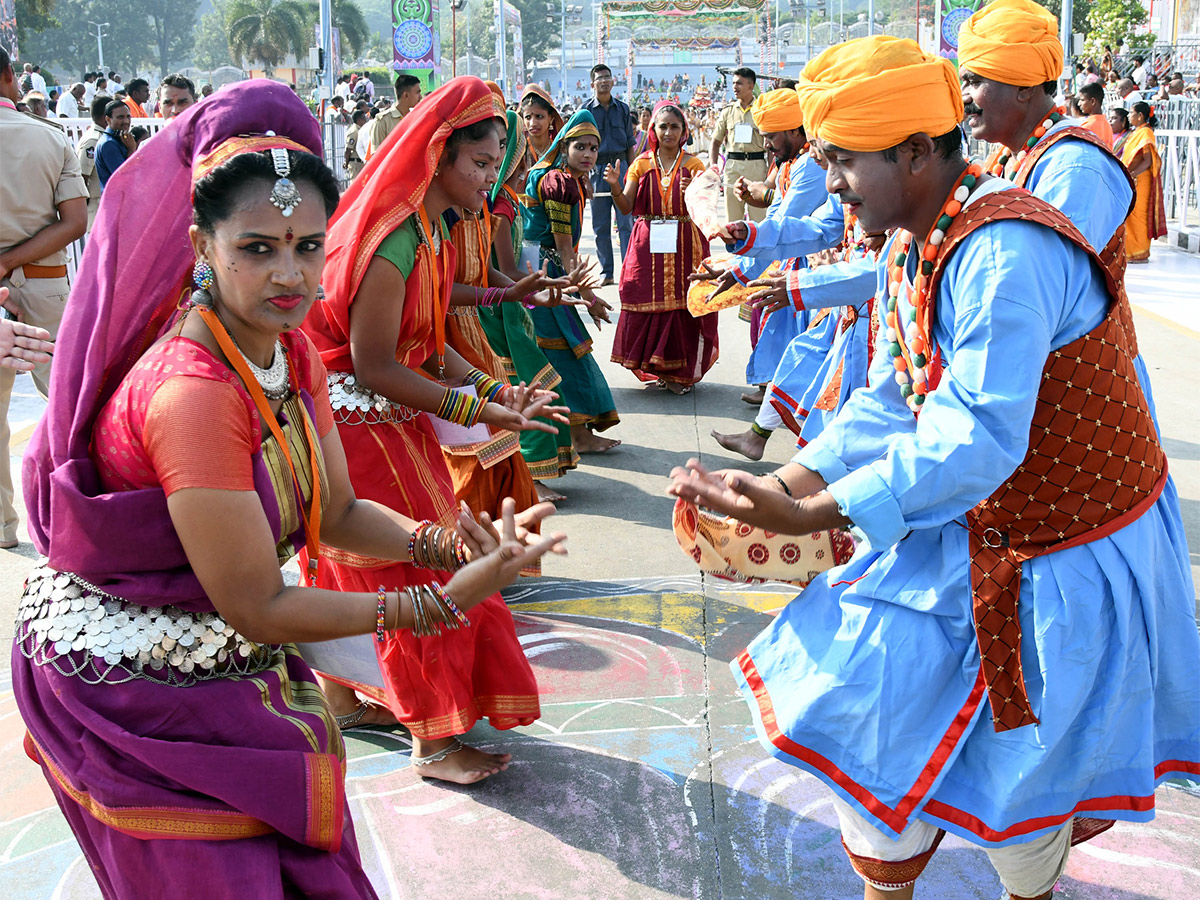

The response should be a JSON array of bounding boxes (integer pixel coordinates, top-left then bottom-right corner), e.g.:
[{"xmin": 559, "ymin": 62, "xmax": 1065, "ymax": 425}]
[
  {"xmin": 725, "ymin": 156, "xmax": 834, "ymax": 385},
  {"xmin": 1024, "ymin": 118, "xmax": 1160, "ymax": 425},
  {"xmin": 734, "ymin": 181, "xmax": 1199, "ymax": 848},
  {"xmin": 777, "ymin": 256, "xmax": 878, "ymax": 449}
]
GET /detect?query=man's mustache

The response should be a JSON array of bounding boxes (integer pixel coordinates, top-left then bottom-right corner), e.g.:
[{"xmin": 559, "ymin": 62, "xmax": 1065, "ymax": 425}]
[{"xmin": 963, "ymin": 103, "xmax": 983, "ymax": 116}]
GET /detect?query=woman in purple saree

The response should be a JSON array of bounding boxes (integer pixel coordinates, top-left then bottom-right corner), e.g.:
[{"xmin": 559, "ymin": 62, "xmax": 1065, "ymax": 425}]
[{"xmin": 13, "ymin": 81, "xmax": 562, "ymax": 898}]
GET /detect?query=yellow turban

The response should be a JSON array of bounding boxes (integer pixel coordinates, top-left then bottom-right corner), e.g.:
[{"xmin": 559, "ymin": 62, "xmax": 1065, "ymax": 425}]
[
  {"xmin": 751, "ymin": 89, "xmax": 804, "ymax": 132},
  {"xmin": 957, "ymin": 0, "xmax": 1063, "ymax": 87},
  {"xmin": 796, "ymin": 35, "xmax": 963, "ymax": 152}
]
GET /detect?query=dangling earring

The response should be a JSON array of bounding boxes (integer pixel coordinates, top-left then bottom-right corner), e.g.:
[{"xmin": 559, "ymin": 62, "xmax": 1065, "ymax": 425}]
[
  {"xmin": 316, "ymin": 285, "xmax": 326, "ymax": 302},
  {"xmin": 191, "ymin": 259, "xmax": 215, "ymax": 307}
]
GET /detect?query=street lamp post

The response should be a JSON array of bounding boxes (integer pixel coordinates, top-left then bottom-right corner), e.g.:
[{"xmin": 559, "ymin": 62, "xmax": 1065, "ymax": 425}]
[
  {"xmin": 452, "ymin": 0, "xmax": 467, "ymax": 78},
  {"xmin": 87, "ymin": 21, "xmax": 109, "ymax": 70}
]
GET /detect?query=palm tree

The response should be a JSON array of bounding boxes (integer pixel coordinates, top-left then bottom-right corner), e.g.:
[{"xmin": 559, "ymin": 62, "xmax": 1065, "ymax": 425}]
[
  {"xmin": 304, "ymin": 0, "xmax": 370, "ymax": 62},
  {"xmin": 227, "ymin": 0, "xmax": 309, "ymax": 79}
]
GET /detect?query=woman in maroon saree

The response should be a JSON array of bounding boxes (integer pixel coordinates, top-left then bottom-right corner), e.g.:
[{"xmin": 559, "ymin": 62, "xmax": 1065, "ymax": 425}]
[
  {"xmin": 605, "ymin": 101, "xmax": 718, "ymax": 394},
  {"xmin": 13, "ymin": 81, "xmax": 561, "ymax": 899}
]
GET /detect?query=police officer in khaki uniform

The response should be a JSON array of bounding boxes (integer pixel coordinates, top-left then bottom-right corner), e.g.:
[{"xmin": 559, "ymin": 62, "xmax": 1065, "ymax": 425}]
[
  {"xmin": 709, "ymin": 67, "xmax": 768, "ymax": 223},
  {"xmin": 76, "ymin": 96, "xmax": 110, "ymax": 231},
  {"xmin": 344, "ymin": 108, "xmax": 367, "ymax": 181},
  {"xmin": 0, "ymin": 45, "xmax": 88, "ymax": 548}
]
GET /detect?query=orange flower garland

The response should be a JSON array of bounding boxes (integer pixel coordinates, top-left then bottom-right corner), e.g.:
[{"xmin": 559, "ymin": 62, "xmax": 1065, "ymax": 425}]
[
  {"xmin": 885, "ymin": 161, "xmax": 984, "ymax": 413},
  {"xmin": 987, "ymin": 106, "xmax": 1065, "ymax": 178}
]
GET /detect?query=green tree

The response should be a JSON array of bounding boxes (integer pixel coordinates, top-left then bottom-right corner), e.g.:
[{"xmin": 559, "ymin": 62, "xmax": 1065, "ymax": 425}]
[
  {"xmin": 1032, "ymin": 0, "xmax": 1088, "ymax": 39},
  {"xmin": 194, "ymin": 6, "xmax": 235, "ymax": 71},
  {"xmin": 17, "ymin": 0, "xmax": 155, "ymax": 78},
  {"xmin": 304, "ymin": 0, "xmax": 370, "ymax": 61},
  {"xmin": 147, "ymin": 0, "xmax": 200, "ymax": 74},
  {"xmin": 364, "ymin": 31, "xmax": 389, "ymax": 63},
  {"xmin": 1082, "ymin": 0, "xmax": 1154, "ymax": 55},
  {"xmin": 507, "ymin": 0, "xmax": 561, "ymax": 71},
  {"xmin": 227, "ymin": 0, "xmax": 309, "ymax": 77}
]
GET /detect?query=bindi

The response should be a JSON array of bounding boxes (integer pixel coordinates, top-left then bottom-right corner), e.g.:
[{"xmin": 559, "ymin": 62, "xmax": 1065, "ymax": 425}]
[{"xmin": 285, "ymin": 227, "xmax": 294, "ymax": 242}]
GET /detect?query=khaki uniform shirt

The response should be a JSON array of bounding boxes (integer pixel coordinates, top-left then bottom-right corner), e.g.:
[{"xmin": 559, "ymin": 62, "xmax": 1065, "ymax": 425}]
[
  {"xmin": 344, "ymin": 123, "xmax": 365, "ymax": 179},
  {"xmin": 76, "ymin": 125, "xmax": 104, "ymax": 225},
  {"xmin": 0, "ymin": 104, "xmax": 87, "ymax": 266},
  {"xmin": 711, "ymin": 101, "xmax": 765, "ymax": 154},
  {"xmin": 361, "ymin": 106, "xmax": 403, "ymax": 158}
]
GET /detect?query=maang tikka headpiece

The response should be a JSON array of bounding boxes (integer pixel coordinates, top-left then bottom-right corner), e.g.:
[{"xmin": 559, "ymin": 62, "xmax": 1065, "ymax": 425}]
[{"xmin": 269, "ymin": 147, "xmax": 302, "ymax": 217}]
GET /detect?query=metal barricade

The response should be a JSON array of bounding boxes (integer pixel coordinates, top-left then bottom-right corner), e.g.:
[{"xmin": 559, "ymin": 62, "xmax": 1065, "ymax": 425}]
[{"xmin": 1160, "ymin": 129, "xmax": 1200, "ymax": 229}]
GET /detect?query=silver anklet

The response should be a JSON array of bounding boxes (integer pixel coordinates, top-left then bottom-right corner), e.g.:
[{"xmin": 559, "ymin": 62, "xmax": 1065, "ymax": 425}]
[
  {"xmin": 335, "ymin": 700, "xmax": 370, "ymax": 729},
  {"xmin": 411, "ymin": 738, "xmax": 464, "ymax": 767}
]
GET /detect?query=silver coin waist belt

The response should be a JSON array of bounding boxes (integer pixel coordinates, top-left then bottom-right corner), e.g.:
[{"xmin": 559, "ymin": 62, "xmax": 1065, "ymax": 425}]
[
  {"xmin": 16, "ymin": 564, "xmax": 277, "ymax": 686},
  {"xmin": 328, "ymin": 371, "xmax": 420, "ymax": 426}
]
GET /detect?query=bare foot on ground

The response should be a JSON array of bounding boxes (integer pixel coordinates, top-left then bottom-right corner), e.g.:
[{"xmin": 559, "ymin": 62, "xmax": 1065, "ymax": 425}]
[
  {"xmin": 711, "ymin": 428, "xmax": 767, "ymax": 461},
  {"xmin": 411, "ymin": 738, "xmax": 512, "ymax": 785},
  {"xmin": 535, "ymin": 480, "xmax": 567, "ymax": 502},
  {"xmin": 571, "ymin": 425, "xmax": 621, "ymax": 454}
]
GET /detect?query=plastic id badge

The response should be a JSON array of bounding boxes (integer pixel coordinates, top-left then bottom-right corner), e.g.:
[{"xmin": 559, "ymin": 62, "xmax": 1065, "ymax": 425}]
[
  {"xmin": 649, "ymin": 220, "xmax": 679, "ymax": 254},
  {"xmin": 733, "ymin": 122, "xmax": 753, "ymax": 145}
]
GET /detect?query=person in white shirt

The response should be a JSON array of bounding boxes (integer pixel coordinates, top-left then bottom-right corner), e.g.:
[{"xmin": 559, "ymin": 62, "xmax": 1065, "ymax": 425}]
[
  {"xmin": 1117, "ymin": 78, "xmax": 1144, "ymax": 104},
  {"xmin": 57, "ymin": 83, "xmax": 86, "ymax": 118},
  {"xmin": 324, "ymin": 94, "xmax": 350, "ymax": 124},
  {"xmin": 27, "ymin": 63, "xmax": 47, "ymax": 95},
  {"xmin": 1129, "ymin": 56, "xmax": 1147, "ymax": 89},
  {"xmin": 82, "ymin": 73, "xmax": 96, "ymax": 106}
]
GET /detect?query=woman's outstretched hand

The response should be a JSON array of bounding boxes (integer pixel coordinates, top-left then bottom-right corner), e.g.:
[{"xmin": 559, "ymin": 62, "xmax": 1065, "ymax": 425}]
[
  {"xmin": 444, "ymin": 499, "xmax": 567, "ymax": 610},
  {"xmin": 481, "ymin": 383, "xmax": 570, "ymax": 434}
]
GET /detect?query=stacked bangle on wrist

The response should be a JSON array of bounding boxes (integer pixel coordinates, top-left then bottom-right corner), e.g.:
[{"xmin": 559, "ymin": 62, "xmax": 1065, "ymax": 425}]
[
  {"xmin": 375, "ymin": 586, "xmax": 388, "ymax": 642},
  {"xmin": 407, "ymin": 520, "xmax": 470, "ymax": 571},
  {"xmin": 405, "ymin": 582, "xmax": 469, "ymax": 637},
  {"xmin": 461, "ymin": 367, "xmax": 509, "ymax": 403},
  {"xmin": 473, "ymin": 286, "xmax": 508, "ymax": 308},
  {"xmin": 436, "ymin": 387, "xmax": 485, "ymax": 427}
]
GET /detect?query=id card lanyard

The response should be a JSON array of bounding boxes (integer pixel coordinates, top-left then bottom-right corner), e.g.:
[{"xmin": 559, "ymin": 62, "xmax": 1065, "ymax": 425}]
[{"xmin": 417, "ymin": 205, "xmax": 452, "ymax": 381}]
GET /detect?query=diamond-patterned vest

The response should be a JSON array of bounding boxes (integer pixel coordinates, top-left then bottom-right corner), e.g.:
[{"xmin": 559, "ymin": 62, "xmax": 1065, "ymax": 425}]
[
  {"xmin": 996, "ymin": 125, "xmax": 1137, "ymax": 318},
  {"xmin": 926, "ymin": 188, "xmax": 1167, "ymax": 733}
]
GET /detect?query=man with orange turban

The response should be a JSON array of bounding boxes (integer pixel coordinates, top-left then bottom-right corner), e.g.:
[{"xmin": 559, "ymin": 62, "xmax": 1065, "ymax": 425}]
[
  {"xmin": 695, "ymin": 87, "xmax": 834, "ymax": 451},
  {"xmin": 670, "ymin": 32, "xmax": 1197, "ymax": 900},
  {"xmin": 957, "ymin": 0, "xmax": 1132, "ymax": 258}
]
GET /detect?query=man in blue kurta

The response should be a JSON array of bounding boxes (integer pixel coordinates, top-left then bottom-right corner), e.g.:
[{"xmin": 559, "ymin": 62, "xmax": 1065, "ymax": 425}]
[
  {"xmin": 957, "ymin": 0, "xmax": 1160, "ymax": 425},
  {"xmin": 711, "ymin": 191, "xmax": 880, "ymax": 459},
  {"xmin": 669, "ymin": 34, "xmax": 1198, "ymax": 900},
  {"xmin": 695, "ymin": 89, "xmax": 830, "ymax": 412}
]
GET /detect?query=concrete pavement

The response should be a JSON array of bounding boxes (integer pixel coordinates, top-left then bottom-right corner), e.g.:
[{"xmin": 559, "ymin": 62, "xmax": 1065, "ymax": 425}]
[{"xmin": 0, "ymin": 237, "xmax": 1198, "ymax": 898}]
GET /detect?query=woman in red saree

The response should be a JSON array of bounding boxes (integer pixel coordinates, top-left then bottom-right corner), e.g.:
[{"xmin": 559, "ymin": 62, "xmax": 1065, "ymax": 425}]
[
  {"xmin": 303, "ymin": 76, "xmax": 567, "ymax": 784},
  {"xmin": 1120, "ymin": 101, "xmax": 1167, "ymax": 263},
  {"xmin": 14, "ymin": 82, "xmax": 561, "ymax": 898},
  {"xmin": 604, "ymin": 100, "xmax": 718, "ymax": 394}
]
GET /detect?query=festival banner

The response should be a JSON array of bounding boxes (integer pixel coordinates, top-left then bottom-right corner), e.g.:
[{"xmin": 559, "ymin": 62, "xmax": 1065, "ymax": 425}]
[
  {"xmin": 0, "ymin": 0, "xmax": 17, "ymax": 59},
  {"xmin": 631, "ymin": 36, "xmax": 740, "ymax": 50},
  {"xmin": 604, "ymin": 0, "xmax": 766, "ymax": 14},
  {"xmin": 393, "ymin": 0, "xmax": 441, "ymax": 89},
  {"xmin": 938, "ymin": 0, "xmax": 984, "ymax": 63},
  {"xmin": 505, "ymin": 3, "xmax": 525, "ymax": 92},
  {"xmin": 315, "ymin": 23, "xmax": 343, "ymax": 79}
]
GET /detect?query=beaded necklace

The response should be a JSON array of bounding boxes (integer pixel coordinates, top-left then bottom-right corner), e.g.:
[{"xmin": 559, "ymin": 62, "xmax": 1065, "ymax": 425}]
[
  {"xmin": 884, "ymin": 162, "xmax": 984, "ymax": 413},
  {"xmin": 987, "ymin": 106, "xmax": 1065, "ymax": 179}
]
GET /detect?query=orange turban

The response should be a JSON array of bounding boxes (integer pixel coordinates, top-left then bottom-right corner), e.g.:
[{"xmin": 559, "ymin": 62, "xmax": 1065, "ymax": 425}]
[
  {"xmin": 796, "ymin": 35, "xmax": 963, "ymax": 152},
  {"xmin": 751, "ymin": 89, "xmax": 804, "ymax": 132},
  {"xmin": 957, "ymin": 0, "xmax": 1063, "ymax": 87}
]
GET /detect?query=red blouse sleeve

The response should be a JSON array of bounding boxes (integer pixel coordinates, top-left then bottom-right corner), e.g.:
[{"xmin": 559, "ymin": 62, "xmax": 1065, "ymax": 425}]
[
  {"xmin": 539, "ymin": 169, "xmax": 582, "ymax": 206},
  {"xmin": 492, "ymin": 191, "xmax": 517, "ymax": 225},
  {"xmin": 142, "ymin": 377, "xmax": 257, "ymax": 495}
]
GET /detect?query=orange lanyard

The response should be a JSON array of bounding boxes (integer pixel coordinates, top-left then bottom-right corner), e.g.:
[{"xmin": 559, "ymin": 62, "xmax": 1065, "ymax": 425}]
[
  {"xmin": 652, "ymin": 149, "xmax": 684, "ymax": 211},
  {"xmin": 777, "ymin": 159, "xmax": 793, "ymax": 200},
  {"xmin": 196, "ymin": 306, "xmax": 323, "ymax": 585},
  {"xmin": 417, "ymin": 205, "xmax": 452, "ymax": 381}
]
